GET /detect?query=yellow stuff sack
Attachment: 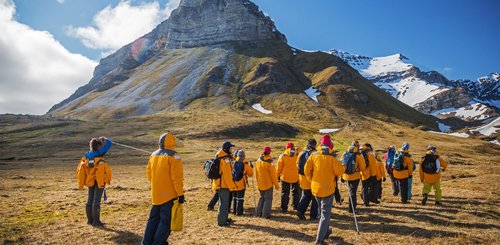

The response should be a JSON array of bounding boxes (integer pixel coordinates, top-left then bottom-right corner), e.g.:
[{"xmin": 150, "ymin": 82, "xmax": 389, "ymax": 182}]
[{"xmin": 171, "ymin": 200, "xmax": 183, "ymax": 231}]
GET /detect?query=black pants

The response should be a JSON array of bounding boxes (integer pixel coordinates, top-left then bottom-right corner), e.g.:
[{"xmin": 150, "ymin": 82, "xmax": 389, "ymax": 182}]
[
  {"xmin": 388, "ymin": 171, "xmax": 400, "ymax": 196},
  {"xmin": 297, "ymin": 189, "xmax": 319, "ymax": 220},
  {"xmin": 398, "ymin": 177, "xmax": 409, "ymax": 203},
  {"xmin": 86, "ymin": 184, "xmax": 104, "ymax": 208},
  {"xmin": 208, "ymin": 191, "xmax": 219, "ymax": 209},
  {"xmin": 334, "ymin": 185, "xmax": 342, "ymax": 204},
  {"xmin": 232, "ymin": 190, "xmax": 245, "ymax": 215},
  {"xmin": 142, "ymin": 200, "xmax": 174, "ymax": 245},
  {"xmin": 361, "ymin": 176, "xmax": 376, "ymax": 205},
  {"xmin": 347, "ymin": 179, "xmax": 360, "ymax": 211},
  {"xmin": 281, "ymin": 181, "xmax": 300, "ymax": 211},
  {"xmin": 374, "ymin": 179, "xmax": 382, "ymax": 199}
]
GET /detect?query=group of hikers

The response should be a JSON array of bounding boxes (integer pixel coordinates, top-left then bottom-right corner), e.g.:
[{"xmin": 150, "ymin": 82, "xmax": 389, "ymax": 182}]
[{"xmin": 76, "ymin": 132, "xmax": 448, "ymax": 244}]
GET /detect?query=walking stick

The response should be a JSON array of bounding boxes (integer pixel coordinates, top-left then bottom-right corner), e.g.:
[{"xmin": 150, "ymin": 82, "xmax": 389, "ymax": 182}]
[
  {"xmin": 112, "ymin": 141, "xmax": 152, "ymax": 154},
  {"xmin": 343, "ymin": 178, "xmax": 360, "ymax": 234}
]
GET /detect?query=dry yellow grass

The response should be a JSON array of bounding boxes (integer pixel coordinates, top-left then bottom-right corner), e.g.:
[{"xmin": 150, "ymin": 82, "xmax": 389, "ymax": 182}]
[{"xmin": 0, "ymin": 114, "xmax": 499, "ymax": 244}]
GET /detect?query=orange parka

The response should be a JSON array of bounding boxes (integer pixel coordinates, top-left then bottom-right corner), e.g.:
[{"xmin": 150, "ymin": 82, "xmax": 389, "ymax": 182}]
[
  {"xmin": 360, "ymin": 148, "xmax": 379, "ymax": 181},
  {"xmin": 393, "ymin": 148, "xmax": 414, "ymax": 180},
  {"xmin": 255, "ymin": 154, "xmax": 280, "ymax": 191},
  {"xmin": 419, "ymin": 151, "xmax": 448, "ymax": 184},
  {"xmin": 146, "ymin": 133, "xmax": 184, "ymax": 205},
  {"xmin": 304, "ymin": 145, "xmax": 345, "ymax": 197},
  {"xmin": 277, "ymin": 148, "xmax": 300, "ymax": 183},
  {"xmin": 76, "ymin": 157, "xmax": 112, "ymax": 190},
  {"xmin": 212, "ymin": 150, "xmax": 237, "ymax": 191},
  {"xmin": 341, "ymin": 146, "xmax": 366, "ymax": 181}
]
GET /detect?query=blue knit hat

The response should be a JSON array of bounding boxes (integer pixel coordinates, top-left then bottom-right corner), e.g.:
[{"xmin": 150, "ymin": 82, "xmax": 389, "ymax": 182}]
[{"xmin": 402, "ymin": 142, "xmax": 410, "ymax": 150}]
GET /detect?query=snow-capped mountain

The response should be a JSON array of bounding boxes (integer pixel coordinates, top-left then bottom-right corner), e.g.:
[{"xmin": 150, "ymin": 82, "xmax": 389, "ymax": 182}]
[{"xmin": 330, "ymin": 49, "xmax": 499, "ymax": 122}]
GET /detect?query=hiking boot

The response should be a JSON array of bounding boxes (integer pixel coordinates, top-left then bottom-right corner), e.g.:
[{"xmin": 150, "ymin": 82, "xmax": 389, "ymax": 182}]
[
  {"xmin": 280, "ymin": 209, "xmax": 288, "ymax": 213},
  {"xmin": 435, "ymin": 201, "xmax": 442, "ymax": 206},
  {"xmin": 226, "ymin": 218, "xmax": 235, "ymax": 224},
  {"xmin": 372, "ymin": 200, "xmax": 380, "ymax": 204},
  {"xmin": 297, "ymin": 211, "xmax": 306, "ymax": 220},
  {"xmin": 421, "ymin": 194, "xmax": 428, "ymax": 206},
  {"xmin": 91, "ymin": 206, "xmax": 105, "ymax": 227},
  {"xmin": 325, "ymin": 228, "xmax": 332, "ymax": 241}
]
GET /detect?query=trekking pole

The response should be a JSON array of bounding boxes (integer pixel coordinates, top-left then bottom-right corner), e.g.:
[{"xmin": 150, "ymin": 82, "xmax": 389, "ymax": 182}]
[
  {"xmin": 343, "ymin": 179, "xmax": 360, "ymax": 234},
  {"xmin": 112, "ymin": 141, "xmax": 152, "ymax": 154}
]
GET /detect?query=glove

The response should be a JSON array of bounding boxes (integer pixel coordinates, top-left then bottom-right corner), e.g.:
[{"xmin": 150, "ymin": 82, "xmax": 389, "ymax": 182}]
[
  {"xmin": 178, "ymin": 195, "xmax": 185, "ymax": 204},
  {"xmin": 383, "ymin": 177, "xmax": 386, "ymax": 182}
]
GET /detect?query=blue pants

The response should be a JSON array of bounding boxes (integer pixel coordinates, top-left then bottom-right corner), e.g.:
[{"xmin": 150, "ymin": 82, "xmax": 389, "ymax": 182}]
[
  {"xmin": 297, "ymin": 189, "xmax": 319, "ymax": 220},
  {"xmin": 142, "ymin": 200, "xmax": 174, "ymax": 245},
  {"xmin": 408, "ymin": 176, "xmax": 413, "ymax": 200}
]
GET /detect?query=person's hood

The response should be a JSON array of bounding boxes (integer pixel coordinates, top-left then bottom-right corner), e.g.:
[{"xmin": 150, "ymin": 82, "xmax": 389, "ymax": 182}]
[
  {"xmin": 347, "ymin": 145, "xmax": 359, "ymax": 153},
  {"xmin": 159, "ymin": 133, "xmax": 176, "ymax": 150},
  {"xmin": 217, "ymin": 149, "xmax": 229, "ymax": 158},
  {"xmin": 317, "ymin": 145, "xmax": 335, "ymax": 155},
  {"xmin": 284, "ymin": 147, "xmax": 298, "ymax": 156},
  {"xmin": 399, "ymin": 148, "xmax": 409, "ymax": 154}
]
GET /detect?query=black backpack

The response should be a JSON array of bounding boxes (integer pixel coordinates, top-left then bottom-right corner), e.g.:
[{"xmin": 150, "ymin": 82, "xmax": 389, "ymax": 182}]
[
  {"xmin": 205, "ymin": 156, "xmax": 222, "ymax": 179},
  {"xmin": 297, "ymin": 150, "xmax": 312, "ymax": 175},
  {"xmin": 421, "ymin": 155, "xmax": 439, "ymax": 174},
  {"xmin": 342, "ymin": 151, "xmax": 357, "ymax": 174},
  {"xmin": 392, "ymin": 151, "xmax": 407, "ymax": 171},
  {"xmin": 232, "ymin": 161, "xmax": 245, "ymax": 181},
  {"xmin": 362, "ymin": 151, "xmax": 370, "ymax": 168}
]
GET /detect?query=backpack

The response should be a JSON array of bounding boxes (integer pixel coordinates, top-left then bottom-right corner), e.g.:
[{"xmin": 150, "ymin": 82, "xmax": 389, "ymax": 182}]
[
  {"xmin": 421, "ymin": 154, "xmax": 438, "ymax": 174},
  {"xmin": 386, "ymin": 148, "xmax": 396, "ymax": 167},
  {"xmin": 232, "ymin": 160, "xmax": 245, "ymax": 181},
  {"xmin": 204, "ymin": 157, "xmax": 222, "ymax": 179},
  {"xmin": 297, "ymin": 150, "xmax": 312, "ymax": 175},
  {"xmin": 342, "ymin": 151, "xmax": 357, "ymax": 174},
  {"xmin": 392, "ymin": 151, "xmax": 407, "ymax": 171},
  {"xmin": 361, "ymin": 151, "xmax": 369, "ymax": 168}
]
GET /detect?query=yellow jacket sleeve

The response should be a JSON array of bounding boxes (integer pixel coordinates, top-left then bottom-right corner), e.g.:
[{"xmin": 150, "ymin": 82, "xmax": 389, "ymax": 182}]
[
  {"xmin": 333, "ymin": 158, "xmax": 345, "ymax": 178},
  {"xmin": 304, "ymin": 155, "xmax": 314, "ymax": 181},
  {"xmin": 406, "ymin": 157, "xmax": 414, "ymax": 176},
  {"xmin": 104, "ymin": 163, "xmax": 112, "ymax": 185},
  {"xmin": 171, "ymin": 155, "xmax": 184, "ymax": 196},
  {"xmin": 439, "ymin": 157, "xmax": 448, "ymax": 171},
  {"xmin": 357, "ymin": 154, "xmax": 366, "ymax": 171},
  {"xmin": 77, "ymin": 159, "xmax": 86, "ymax": 190},
  {"xmin": 269, "ymin": 163, "xmax": 280, "ymax": 189},
  {"xmin": 146, "ymin": 158, "xmax": 152, "ymax": 183},
  {"xmin": 245, "ymin": 163, "xmax": 254, "ymax": 177},
  {"xmin": 276, "ymin": 155, "xmax": 284, "ymax": 178}
]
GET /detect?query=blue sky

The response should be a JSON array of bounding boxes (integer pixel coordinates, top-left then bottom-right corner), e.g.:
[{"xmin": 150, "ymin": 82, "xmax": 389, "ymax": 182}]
[{"xmin": 0, "ymin": 0, "xmax": 499, "ymax": 114}]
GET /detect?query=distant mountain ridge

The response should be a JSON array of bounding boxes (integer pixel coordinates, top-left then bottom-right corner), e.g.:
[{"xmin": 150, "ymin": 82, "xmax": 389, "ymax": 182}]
[{"xmin": 330, "ymin": 49, "xmax": 499, "ymax": 122}]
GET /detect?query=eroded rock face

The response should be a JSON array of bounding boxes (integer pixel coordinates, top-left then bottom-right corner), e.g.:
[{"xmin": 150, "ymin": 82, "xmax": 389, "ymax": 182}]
[{"xmin": 414, "ymin": 88, "xmax": 472, "ymax": 113}]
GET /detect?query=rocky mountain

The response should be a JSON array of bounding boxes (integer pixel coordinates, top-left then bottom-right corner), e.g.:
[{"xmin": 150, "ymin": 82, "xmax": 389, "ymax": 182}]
[
  {"xmin": 49, "ymin": 0, "xmax": 436, "ymax": 131},
  {"xmin": 330, "ymin": 49, "xmax": 499, "ymax": 122}
]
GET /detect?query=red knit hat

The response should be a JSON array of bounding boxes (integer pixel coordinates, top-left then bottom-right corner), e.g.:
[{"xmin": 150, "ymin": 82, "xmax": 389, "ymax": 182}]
[
  {"xmin": 263, "ymin": 146, "xmax": 272, "ymax": 154},
  {"xmin": 286, "ymin": 142, "xmax": 294, "ymax": 149},
  {"xmin": 320, "ymin": 134, "xmax": 333, "ymax": 149}
]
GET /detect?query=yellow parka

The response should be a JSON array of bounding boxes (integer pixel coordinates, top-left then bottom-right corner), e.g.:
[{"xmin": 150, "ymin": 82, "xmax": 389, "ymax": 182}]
[
  {"xmin": 375, "ymin": 153, "xmax": 386, "ymax": 180},
  {"xmin": 255, "ymin": 154, "xmax": 279, "ymax": 191},
  {"xmin": 76, "ymin": 157, "xmax": 112, "ymax": 190},
  {"xmin": 277, "ymin": 148, "xmax": 300, "ymax": 183},
  {"xmin": 419, "ymin": 151, "xmax": 448, "ymax": 184},
  {"xmin": 146, "ymin": 133, "xmax": 184, "ymax": 205},
  {"xmin": 297, "ymin": 149, "xmax": 315, "ymax": 190},
  {"xmin": 212, "ymin": 150, "xmax": 237, "ymax": 191},
  {"xmin": 393, "ymin": 148, "xmax": 414, "ymax": 180},
  {"xmin": 234, "ymin": 158, "xmax": 254, "ymax": 191},
  {"xmin": 360, "ymin": 148, "xmax": 379, "ymax": 181},
  {"xmin": 341, "ymin": 146, "xmax": 366, "ymax": 181},
  {"xmin": 304, "ymin": 145, "xmax": 345, "ymax": 198}
]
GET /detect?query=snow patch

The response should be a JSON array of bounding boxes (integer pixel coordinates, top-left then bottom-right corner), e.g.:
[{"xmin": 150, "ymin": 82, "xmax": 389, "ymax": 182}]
[
  {"xmin": 305, "ymin": 87, "xmax": 321, "ymax": 103},
  {"xmin": 360, "ymin": 54, "xmax": 413, "ymax": 78},
  {"xmin": 319, "ymin": 128, "xmax": 341, "ymax": 134},
  {"xmin": 427, "ymin": 131, "xmax": 469, "ymax": 138},
  {"xmin": 432, "ymin": 103, "xmax": 490, "ymax": 121},
  {"xmin": 470, "ymin": 116, "xmax": 500, "ymax": 136},
  {"xmin": 252, "ymin": 103, "xmax": 272, "ymax": 114},
  {"xmin": 392, "ymin": 78, "xmax": 449, "ymax": 107},
  {"xmin": 490, "ymin": 140, "xmax": 500, "ymax": 145}
]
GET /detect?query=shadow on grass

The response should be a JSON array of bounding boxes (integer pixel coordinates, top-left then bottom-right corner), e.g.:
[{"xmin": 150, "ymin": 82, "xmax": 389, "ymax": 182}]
[
  {"xmin": 97, "ymin": 226, "xmax": 143, "ymax": 244},
  {"xmin": 331, "ymin": 236, "xmax": 355, "ymax": 245},
  {"xmin": 232, "ymin": 223, "xmax": 315, "ymax": 243}
]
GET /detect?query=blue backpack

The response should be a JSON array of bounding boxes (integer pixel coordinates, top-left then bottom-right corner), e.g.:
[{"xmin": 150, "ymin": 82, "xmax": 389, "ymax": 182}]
[
  {"xmin": 297, "ymin": 150, "xmax": 312, "ymax": 175},
  {"xmin": 232, "ymin": 161, "xmax": 245, "ymax": 181},
  {"xmin": 342, "ymin": 151, "xmax": 357, "ymax": 174},
  {"xmin": 392, "ymin": 151, "xmax": 407, "ymax": 171},
  {"xmin": 386, "ymin": 148, "xmax": 396, "ymax": 168}
]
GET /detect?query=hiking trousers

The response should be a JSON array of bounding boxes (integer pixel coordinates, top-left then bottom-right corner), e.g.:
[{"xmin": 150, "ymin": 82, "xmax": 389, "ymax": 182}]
[
  {"xmin": 142, "ymin": 199, "xmax": 174, "ymax": 245},
  {"xmin": 374, "ymin": 179, "xmax": 382, "ymax": 199},
  {"xmin": 280, "ymin": 181, "xmax": 300, "ymax": 211},
  {"xmin": 207, "ymin": 191, "xmax": 219, "ymax": 210},
  {"xmin": 256, "ymin": 188, "xmax": 273, "ymax": 218},
  {"xmin": 361, "ymin": 176, "xmax": 375, "ymax": 205},
  {"xmin": 408, "ymin": 175, "xmax": 413, "ymax": 200},
  {"xmin": 388, "ymin": 171, "xmax": 400, "ymax": 196},
  {"xmin": 315, "ymin": 194, "xmax": 334, "ymax": 243},
  {"xmin": 232, "ymin": 190, "xmax": 245, "ymax": 215},
  {"xmin": 217, "ymin": 188, "xmax": 230, "ymax": 226},
  {"xmin": 334, "ymin": 182, "xmax": 342, "ymax": 204},
  {"xmin": 297, "ymin": 188, "xmax": 319, "ymax": 220},
  {"xmin": 347, "ymin": 179, "xmax": 360, "ymax": 211},
  {"xmin": 398, "ymin": 178, "xmax": 409, "ymax": 203},
  {"xmin": 86, "ymin": 182, "xmax": 104, "ymax": 225},
  {"xmin": 422, "ymin": 180, "xmax": 442, "ymax": 201}
]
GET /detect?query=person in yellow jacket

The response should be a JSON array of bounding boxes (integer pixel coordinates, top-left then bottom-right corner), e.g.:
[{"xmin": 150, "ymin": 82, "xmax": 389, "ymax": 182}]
[
  {"xmin": 276, "ymin": 142, "xmax": 300, "ymax": 212},
  {"xmin": 374, "ymin": 151, "xmax": 386, "ymax": 201},
  {"xmin": 142, "ymin": 132, "xmax": 184, "ymax": 245},
  {"xmin": 211, "ymin": 141, "xmax": 237, "ymax": 226},
  {"xmin": 341, "ymin": 140, "xmax": 366, "ymax": 213},
  {"xmin": 392, "ymin": 142, "xmax": 414, "ymax": 204},
  {"xmin": 296, "ymin": 139, "xmax": 319, "ymax": 220},
  {"xmin": 255, "ymin": 146, "xmax": 280, "ymax": 219},
  {"xmin": 420, "ymin": 145, "xmax": 448, "ymax": 206},
  {"xmin": 230, "ymin": 150, "xmax": 254, "ymax": 215},
  {"xmin": 76, "ymin": 136, "xmax": 112, "ymax": 227},
  {"xmin": 360, "ymin": 143, "xmax": 380, "ymax": 206},
  {"xmin": 304, "ymin": 134, "xmax": 344, "ymax": 244}
]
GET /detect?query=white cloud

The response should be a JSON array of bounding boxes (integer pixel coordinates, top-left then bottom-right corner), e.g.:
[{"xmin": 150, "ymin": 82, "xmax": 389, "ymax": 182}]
[
  {"xmin": 0, "ymin": 0, "xmax": 97, "ymax": 115},
  {"xmin": 56, "ymin": 0, "xmax": 65, "ymax": 4},
  {"xmin": 66, "ymin": 0, "xmax": 180, "ymax": 55}
]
